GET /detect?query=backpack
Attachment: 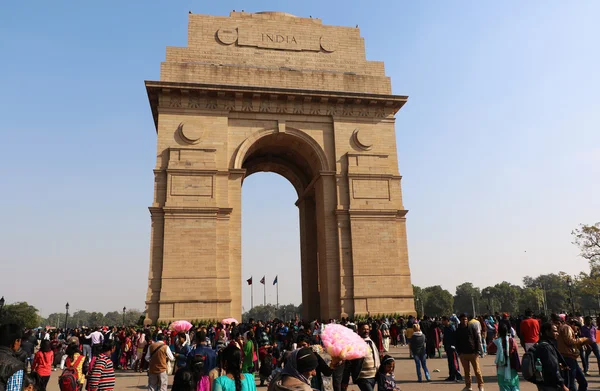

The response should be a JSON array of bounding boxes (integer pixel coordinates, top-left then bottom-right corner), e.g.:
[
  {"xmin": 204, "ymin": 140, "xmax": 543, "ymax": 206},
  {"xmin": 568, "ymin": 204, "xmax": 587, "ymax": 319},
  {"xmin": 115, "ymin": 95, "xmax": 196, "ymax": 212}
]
[
  {"xmin": 521, "ymin": 342, "xmax": 545, "ymax": 384},
  {"xmin": 59, "ymin": 355, "xmax": 84, "ymax": 391}
]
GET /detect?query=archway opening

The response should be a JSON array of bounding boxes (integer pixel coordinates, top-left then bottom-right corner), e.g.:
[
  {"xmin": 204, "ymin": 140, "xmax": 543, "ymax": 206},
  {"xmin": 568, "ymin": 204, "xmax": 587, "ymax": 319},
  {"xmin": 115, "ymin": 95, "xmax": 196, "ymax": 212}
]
[
  {"xmin": 238, "ymin": 131, "xmax": 325, "ymax": 321},
  {"xmin": 241, "ymin": 173, "xmax": 301, "ymax": 315}
]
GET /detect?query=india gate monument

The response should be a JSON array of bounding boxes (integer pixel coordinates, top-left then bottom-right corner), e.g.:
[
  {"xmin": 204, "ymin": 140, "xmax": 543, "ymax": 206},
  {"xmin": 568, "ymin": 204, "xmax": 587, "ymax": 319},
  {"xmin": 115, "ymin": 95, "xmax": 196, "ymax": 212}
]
[{"xmin": 144, "ymin": 11, "xmax": 415, "ymax": 323}]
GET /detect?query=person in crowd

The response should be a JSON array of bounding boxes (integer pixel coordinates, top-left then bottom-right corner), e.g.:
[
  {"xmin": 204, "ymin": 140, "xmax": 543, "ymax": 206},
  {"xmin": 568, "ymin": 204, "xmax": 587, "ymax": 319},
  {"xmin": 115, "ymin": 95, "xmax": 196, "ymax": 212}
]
[
  {"xmin": 120, "ymin": 331, "xmax": 133, "ymax": 370},
  {"xmin": 409, "ymin": 324, "xmax": 429, "ymax": 383},
  {"xmin": 172, "ymin": 354, "xmax": 210, "ymax": 391},
  {"xmin": 20, "ymin": 331, "xmax": 35, "ymax": 371},
  {"xmin": 81, "ymin": 329, "xmax": 93, "ymax": 362},
  {"xmin": 146, "ymin": 333, "xmax": 175, "ymax": 391},
  {"xmin": 441, "ymin": 316, "xmax": 462, "ymax": 382},
  {"xmin": 268, "ymin": 347, "xmax": 317, "ymax": 391},
  {"xmin": 557, "ymin": 319, "xmax": 589, "ymax": 391},
  {"xmin": 376, "ymin": 355, "xmax": 399, "ymax": 391},
  {"xmin": 32, "ymin": 340, "xmax": 53, "ymax": 391},
  {"xmin": 0, "ymin": 324, "xmax": 25, "ymax": 391},
  {"xmin": 476, "ymin": 316, "xmax": 487, "ymax": 356},
  {"xmin": 242, "ymin": 331, "xmax": 255, "ymax": 374},
  {"xmin": 467, "ymin": 316, "xmax": 484, "ymax": 358},
  {"xmin": 64, "ymin": 343, "xmax": 86, "ymax": 389},
  {"xmin": 87, "ymin": 340, "xmax": 116, "ymax": 391},
  {"xmin": 397, "ymin": 318, "xmax": 406, "ymax": 347},
  {"xmin": 487, "ymin": 324, "xmax": 520, "ymax": 391},
  {"xmin": 379, "ymin": 319, "xmax": 390, "ymax": 353},
  {"xmin": 208, "ymin": 350, "xmax": 226, "ymax": 387},
  {"xmin": 456, "ymin": 313, "xmax": 484, "ymax": 391},
  {"xmin": 580, "ymin": 316, "xmax": 599, "ymax": 376},
  {"xmin": 535, "ymin": 322, "xmax": 568, "ymax": 391},
  {"xmin": 342, "ymin": 322, "xmax": 380, "ymax": 391},
  {"xmin": 216, "ymin": 329, "xmax": 229, "ymax": 351},
  {"xmin": 189, "ymin": 330, "xmax": 217, "ymax": 374},
  {"xmin": 369, "ymin": 323, "xmax": 383, "ymax": 357},
  {"xmin": 22, "ymin": 371, "xmax": 42, "ymax": 391},
  {"xmin": 133, "ymin": 330, "xmax": 148, "ymax": 372},
  {"xmin": 258, "ymin": 344, "xmax": 275, "ymax": 387},
  {"xmin": 296, "ymin": 333, "xmax": 342, "ymax": 391},
  {"xmin": 86, "ymin": 328, "xmax": 104, "ymax": 357},
  {"xmin": 520, "ymin": 310, "xmax": 540, "ymax": 352},
  {"xmin": 405, "ymin": 317, "xmax": 415, "ymax": 359},
  {"xmin": 214, "ymin": 345, "xmax": 257, "ymax": 391},
  {"xmin": 172, "ymin": 332, "xmax": 191, "ymax": 373},
  {"xmin": 485, "ymin": 316, "xmax": 496, "ymax": 348},
  {"xmin": 389, "ymin": 321, "xmax": 398, "ymax": 349}
]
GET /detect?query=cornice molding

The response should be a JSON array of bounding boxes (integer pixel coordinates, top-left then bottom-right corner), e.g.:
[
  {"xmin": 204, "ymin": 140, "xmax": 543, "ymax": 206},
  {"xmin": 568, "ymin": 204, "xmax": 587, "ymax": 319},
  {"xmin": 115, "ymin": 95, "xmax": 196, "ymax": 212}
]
[{"xmin": 145, "ymin": 81, "xmax": 407, "ymax": 131}]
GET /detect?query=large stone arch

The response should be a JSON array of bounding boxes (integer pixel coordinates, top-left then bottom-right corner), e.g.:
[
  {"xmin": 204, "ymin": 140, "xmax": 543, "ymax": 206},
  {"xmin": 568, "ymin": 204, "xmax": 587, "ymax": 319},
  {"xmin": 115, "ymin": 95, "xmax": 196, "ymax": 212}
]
[{"xmin": 144, "ymin": 11, "xmax": 415, "ymax": 324}]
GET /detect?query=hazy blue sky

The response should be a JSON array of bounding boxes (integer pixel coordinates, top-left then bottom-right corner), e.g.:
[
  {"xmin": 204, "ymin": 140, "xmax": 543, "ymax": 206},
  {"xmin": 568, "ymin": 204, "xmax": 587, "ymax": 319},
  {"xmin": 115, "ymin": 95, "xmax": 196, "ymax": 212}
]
[{"xmin": 1, "ymin": 1, "xmax": 598, "ymax": 316}]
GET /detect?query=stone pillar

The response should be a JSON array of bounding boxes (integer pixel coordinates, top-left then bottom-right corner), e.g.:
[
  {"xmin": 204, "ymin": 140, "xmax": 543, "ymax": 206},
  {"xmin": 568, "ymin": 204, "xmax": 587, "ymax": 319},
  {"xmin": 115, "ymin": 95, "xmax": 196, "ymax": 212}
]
[
  {"xmin": 145, "ymin": 208, "xmax": 164, "ymax": 324},
  {"xmin": 297, "ymin": 196, "xmax": 320, "ymax": 320},
  {"xmin": 314, "ymin": 173, "xmax": 342, "ymax": 319},
  {"xmin": 228, "ymin": 171, "xmax": 244, "ymax": 320}
]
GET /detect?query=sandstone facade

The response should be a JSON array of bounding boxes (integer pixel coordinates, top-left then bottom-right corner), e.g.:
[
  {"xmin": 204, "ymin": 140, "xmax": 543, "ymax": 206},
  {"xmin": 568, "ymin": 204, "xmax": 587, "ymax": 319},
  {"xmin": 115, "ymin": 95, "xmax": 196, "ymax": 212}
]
[{"xmin": 145, "ymin": 11, "xmax": 415, "ymax": 323}]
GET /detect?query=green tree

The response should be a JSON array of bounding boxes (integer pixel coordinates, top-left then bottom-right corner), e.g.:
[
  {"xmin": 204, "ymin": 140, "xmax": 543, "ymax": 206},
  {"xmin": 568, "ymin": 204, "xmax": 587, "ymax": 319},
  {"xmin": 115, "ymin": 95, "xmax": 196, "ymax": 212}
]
[
  {"xmin": 1, "ymin": 302, "xmax": 41, "ymax": 328},
  {"xmin": 242, "ymin": 304, "xmax": 302, "ymax": 323},
  {"xmin": 572, "ymin": 223, "xmax": 600, "ymax": 269},
  {"xmin": 492, "ymin": 282, "xmax": 522, "ymax": 314},
  {"xmin": 104, "ymin": 311, "xmax": 121, "ymax": 326},
  {"xmin": 518, "ymin": 287, "xmax": 544, "ymax": 314},
  {"xmin": 88, "ymin": 312, "xmax": 105, "ymax": 327},
  {"xmin": 422, "ymin": 286, "xmax": 453, "ymax": 316},
  {"xmin": 124, "ymin": 309, "xmax": 144, "ymax": 326},
  {"xmin": 454, "ymin": 283, "xmax": 481, "ymax": 315},
  {"xmin": 481, "ymin": 287, "xmax": 501, "ymax": 314},
  {"xmin": 523, "ymin": 274, "xmax": 569, "ymax": 313}
]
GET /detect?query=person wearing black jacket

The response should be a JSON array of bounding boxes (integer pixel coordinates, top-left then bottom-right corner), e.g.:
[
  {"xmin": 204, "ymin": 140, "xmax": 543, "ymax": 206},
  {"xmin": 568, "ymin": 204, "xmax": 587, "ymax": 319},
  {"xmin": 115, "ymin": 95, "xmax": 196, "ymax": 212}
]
[
  {"xmin": 441, "ymin": 316, "xmax": 462, "ymax": 382},
  {"xmin": 536, "ymin": 322, "xmax": 568, "ymax": 391},
  {"xmin": 456, "ymin": 314, "xmax": 484, "ymax": 391},
  {"xmin": 0, "ymin": 324, "xmax": 25, "ymax": 391}
]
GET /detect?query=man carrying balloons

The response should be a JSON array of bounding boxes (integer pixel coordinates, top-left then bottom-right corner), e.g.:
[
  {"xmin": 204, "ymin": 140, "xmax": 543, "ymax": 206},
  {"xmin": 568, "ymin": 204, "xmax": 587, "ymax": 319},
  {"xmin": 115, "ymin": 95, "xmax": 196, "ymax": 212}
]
[{"xmin": 340, "ymin": 323, "xmax": 380, "ymax": 391}]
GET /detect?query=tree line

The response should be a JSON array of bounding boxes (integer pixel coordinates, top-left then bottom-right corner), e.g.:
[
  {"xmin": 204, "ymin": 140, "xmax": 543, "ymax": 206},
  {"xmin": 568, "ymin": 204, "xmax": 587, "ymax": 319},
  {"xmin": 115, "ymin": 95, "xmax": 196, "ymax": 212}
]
[
  {"xmin": 414, "ymin": 222, "xmax": 600, "ymax": 317},
  {"xmin": 0, "ymin": 303, "xmax": 144, "ymax": 329},
  {"xmin": 242, "ymin": 303, "xmax": 303, "ymax": 322}
]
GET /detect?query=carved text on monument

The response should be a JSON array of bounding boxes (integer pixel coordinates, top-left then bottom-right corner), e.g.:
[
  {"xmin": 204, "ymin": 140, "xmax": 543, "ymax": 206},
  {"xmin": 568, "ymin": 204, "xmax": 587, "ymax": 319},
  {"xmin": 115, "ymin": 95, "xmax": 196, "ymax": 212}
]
[{"xmin": 262, "ymin": 33, "xmax": 298, "ymax": 44}]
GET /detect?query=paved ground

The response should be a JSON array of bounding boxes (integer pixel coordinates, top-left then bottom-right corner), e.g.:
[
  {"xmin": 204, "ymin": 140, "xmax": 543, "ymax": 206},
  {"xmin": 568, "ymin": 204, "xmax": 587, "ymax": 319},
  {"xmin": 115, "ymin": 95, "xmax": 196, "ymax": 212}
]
[{"xmin": 45, "ymin": 345, "xmax": 600, "ymax": 391}]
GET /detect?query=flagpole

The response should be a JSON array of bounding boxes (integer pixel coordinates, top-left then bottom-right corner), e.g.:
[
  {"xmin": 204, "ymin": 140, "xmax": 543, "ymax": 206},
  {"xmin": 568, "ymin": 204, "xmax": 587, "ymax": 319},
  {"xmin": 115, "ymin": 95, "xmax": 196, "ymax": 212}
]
[
  {"xmin": 277, "ymin": 280, "xmax": 279, "ymax": 308},
  {"xmin": 263, "ymin": 276, "xmax": 266, "ymax": 306},
  {"xmin": 251, "ymin": 276, "xmax": 254, "ymax": 309}
]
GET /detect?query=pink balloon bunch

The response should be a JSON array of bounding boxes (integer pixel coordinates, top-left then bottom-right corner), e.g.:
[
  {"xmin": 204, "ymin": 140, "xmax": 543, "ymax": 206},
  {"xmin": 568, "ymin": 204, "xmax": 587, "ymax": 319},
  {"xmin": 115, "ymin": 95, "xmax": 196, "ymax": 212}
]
[
  {"xmin": 321, "ymin": 324, "xmax": 369, "ymax": 360},
  {"xmin": 169, "ymin": 320, "xmax": 193, "ymax": 332}
]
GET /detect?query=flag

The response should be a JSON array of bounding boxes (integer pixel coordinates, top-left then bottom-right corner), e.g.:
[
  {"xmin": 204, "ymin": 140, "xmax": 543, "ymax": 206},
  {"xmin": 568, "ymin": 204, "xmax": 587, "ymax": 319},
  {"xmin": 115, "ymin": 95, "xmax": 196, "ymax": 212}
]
[
  {"xmin": 260, "ymin": 276, "xmax": 265, "ymax": 285},
  {"xmin": 273, "ymin": 276, "xmax": 278, "ymax": 285},
  {"xmin": 247, "ymin": 277, "xmax": 252, "ymax": 285}
]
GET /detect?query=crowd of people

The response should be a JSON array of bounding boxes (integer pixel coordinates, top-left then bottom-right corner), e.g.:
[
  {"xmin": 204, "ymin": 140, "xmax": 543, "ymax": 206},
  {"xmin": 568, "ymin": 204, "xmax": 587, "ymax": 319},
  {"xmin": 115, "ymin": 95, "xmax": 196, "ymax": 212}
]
[{"xmin": 0, "ymin": 310, "xmax": 598, "ymax": 391}]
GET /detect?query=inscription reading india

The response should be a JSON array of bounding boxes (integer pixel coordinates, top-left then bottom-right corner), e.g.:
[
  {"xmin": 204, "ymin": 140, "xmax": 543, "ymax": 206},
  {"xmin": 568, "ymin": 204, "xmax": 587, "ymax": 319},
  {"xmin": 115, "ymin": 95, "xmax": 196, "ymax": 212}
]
[{"xmin": 262, "ymin": 33, "xmax": 298, "ymax": 44}]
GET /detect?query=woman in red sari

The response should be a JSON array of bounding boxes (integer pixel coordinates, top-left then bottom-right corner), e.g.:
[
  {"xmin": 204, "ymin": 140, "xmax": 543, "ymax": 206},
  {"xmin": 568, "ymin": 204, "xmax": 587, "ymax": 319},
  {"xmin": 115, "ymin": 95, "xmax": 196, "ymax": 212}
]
[{"xmin": 120, "ymin": 331, "xmax": 133, "ymax": 370}]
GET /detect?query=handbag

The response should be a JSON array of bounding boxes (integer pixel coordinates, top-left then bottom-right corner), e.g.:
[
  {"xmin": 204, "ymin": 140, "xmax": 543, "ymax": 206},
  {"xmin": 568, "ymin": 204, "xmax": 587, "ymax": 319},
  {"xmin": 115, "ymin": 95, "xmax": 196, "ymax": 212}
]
[{"xmin": 167, "ymin": 359, "xmax": 174, "ymax": 375}]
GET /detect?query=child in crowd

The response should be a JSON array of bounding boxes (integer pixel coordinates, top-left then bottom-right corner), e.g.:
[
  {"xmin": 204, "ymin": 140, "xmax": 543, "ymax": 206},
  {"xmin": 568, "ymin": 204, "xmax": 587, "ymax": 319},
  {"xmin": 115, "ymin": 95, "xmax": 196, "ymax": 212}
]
[{"xmin": 377, "ymin": 355, "xmax": 400, "ymax": 391}]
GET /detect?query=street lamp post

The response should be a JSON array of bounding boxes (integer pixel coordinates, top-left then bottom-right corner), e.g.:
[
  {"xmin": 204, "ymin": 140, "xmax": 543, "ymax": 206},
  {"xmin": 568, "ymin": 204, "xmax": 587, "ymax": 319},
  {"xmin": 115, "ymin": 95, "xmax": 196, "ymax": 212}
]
[
  {"xmin": 122, "ymin": 307, "xmax": 126, "ymax": 326},
  {"xmin": 65, "ymin": 302, "xmax": 70, "ymax": 330}
]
